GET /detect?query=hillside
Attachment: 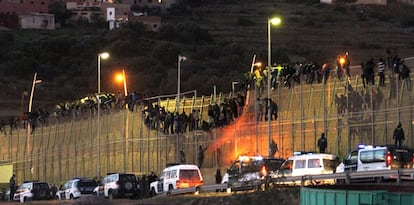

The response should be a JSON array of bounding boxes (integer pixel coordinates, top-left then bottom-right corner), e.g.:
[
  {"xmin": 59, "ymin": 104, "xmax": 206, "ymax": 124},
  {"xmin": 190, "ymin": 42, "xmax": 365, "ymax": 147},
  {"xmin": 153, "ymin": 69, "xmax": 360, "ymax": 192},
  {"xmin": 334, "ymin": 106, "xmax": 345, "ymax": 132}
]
[
  {"xmin": 188, "ymin": 0, "xmax": 414, "ymax": 63},
  {"xmin": 1, "ymin": 0, "xmax": 414, "ymax": 118}
]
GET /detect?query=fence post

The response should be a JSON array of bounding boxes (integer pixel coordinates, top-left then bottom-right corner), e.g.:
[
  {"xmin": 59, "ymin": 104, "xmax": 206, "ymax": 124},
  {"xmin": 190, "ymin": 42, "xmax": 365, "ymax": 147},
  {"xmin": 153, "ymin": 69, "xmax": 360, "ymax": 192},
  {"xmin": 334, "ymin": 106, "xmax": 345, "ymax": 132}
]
[
  {"xmin": 301, "ymin": 175, "xmax": 306, "ymax": 187},
  {"xmin": 345, "ymin": 171, "xmax": 350, "ymax": 184},
  {"xmin": 397, "ymin": 169, "xmax": 401, "ymax": 184}
]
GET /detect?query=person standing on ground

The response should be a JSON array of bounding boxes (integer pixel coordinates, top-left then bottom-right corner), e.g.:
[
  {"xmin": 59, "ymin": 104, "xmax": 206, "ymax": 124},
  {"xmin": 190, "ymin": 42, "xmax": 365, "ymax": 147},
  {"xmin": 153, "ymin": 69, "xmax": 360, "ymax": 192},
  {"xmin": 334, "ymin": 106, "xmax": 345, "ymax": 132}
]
[
  {"xmin": 317, "ymin": 133, "xmax": 327, "ymax": 153},
  {"xmin": 148, "ymin": 171, "xmax": 158, "ymax": 184},
  {"xmin": 9, "ymin": 174, "xmax": 15, "ymax": 201},
  {"xmin": 393, "ymin": 122, "xmax": 405, "ymax": 148},
  {"xmin": 198, "ymin": 145, "xmax": 208, "ymax": 168},
  {"xmin": 215, "ymin": 169, "xmax": 222, "ymax": 192},
  {"xmin": 270, "ymin": 139, "xmax": 279, "ymax": 157},
  {"xmin": 180, "ymin": 148, "xmax": 186, "ymax": 163}
]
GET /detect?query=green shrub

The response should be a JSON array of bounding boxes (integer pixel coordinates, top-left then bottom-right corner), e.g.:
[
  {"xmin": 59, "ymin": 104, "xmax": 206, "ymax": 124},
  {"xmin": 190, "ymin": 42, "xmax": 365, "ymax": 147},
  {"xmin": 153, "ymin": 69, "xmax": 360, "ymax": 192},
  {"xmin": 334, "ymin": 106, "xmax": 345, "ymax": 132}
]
[
  {"xmin": 334, "ymin": 5, "xmax": 348, "ymax": 13},
  {"xmin": 357, "ymin": 41, "xmax": 382, "ymax": 49},
  {"xmin": 322, "ymin": 14, "xmax": 337, "ymax": 23},
  {"xmin": 369, "ymin": 9, "xmax": 392, "ymax": 22},
  {"xmin": 284, "ymin": 0, "xmax": 319, "ymax": 5},
  {"xmin": 237, "ymin": 17, "xmax": 256, "ymax": 27},
  {"xmin": 341, "ymin": 40, "xmax": 352, "ymax": 47},
  {"xmin": 401, "ymin": 18, "xmax": 414, "ymax": 28},
  {"xmin": 303, "ymin": 19, "xmax": 316, "ymax": 27}
]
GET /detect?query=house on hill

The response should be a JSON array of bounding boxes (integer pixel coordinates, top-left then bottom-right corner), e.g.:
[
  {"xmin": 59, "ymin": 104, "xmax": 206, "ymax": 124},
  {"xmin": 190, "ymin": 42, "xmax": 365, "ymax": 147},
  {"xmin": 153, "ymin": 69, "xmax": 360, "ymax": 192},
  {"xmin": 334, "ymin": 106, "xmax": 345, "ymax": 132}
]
[
  {"xmin": 321, "ymin": 0, "xmax": 414, "ymax": 5},
  {"xmin": 66, "ymin": 1, "xmax": 161, "ymax": 31},
  {"xmin": 321, "ymin": 0, "xmax": 387, "ymax": 4},
  {"xmin": 123, "ymin": 0, "xmax": 178, "ymax": 13},
  {"xmin": 397, "ymin": 0, "xmax": 414, "ymax": 5},
  {"xmin": 0, "ymin": 0, "xmax": 56, "ymax": 29},
  {"xmin": 20, "ymin": 13, "xmax": 56, "ymax": 30},
  {"xmin": 66, "ymin": 2, "xmax": 104, "ymax": 23},
  {"xmin": 0, "ymin": 0, "xmax": 50, "ymax": 15},
  {"xmin": 355, "ymin": 0, "xmax": 387, "ymax": 4}
]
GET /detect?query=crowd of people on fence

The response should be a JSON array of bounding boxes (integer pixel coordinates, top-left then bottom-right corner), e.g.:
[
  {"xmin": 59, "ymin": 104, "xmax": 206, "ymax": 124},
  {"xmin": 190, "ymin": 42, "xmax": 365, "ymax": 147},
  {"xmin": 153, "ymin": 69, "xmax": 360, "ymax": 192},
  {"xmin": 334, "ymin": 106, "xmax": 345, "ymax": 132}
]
[
  {"xmin": 141, "ymin": 92, "xmax": 247, "ymax": 133},
  {"xmin": 243, "ymin": 49, "xmax": 410, "ymax": 93},
  {"xmin": 0, "ymin": 49, "xmax": 411, "ymax": 136}
]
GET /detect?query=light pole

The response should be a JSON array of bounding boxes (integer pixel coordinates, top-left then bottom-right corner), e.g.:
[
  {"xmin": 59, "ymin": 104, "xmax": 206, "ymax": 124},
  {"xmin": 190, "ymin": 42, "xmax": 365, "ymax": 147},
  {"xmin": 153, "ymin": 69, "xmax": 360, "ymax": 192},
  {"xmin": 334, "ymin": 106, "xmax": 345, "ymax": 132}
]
[
  {"xmin": 177, "ymin": 55, "xmax": 187, "ymax": 113},
  {"xmin": 116, "ymin": 70, "xmax": 129, "ymax": 172},
  {"xmin": 115, "ymin": 69, "xmax": 128, "ymax": 97},
  {"xmin": 176, "ymin": 55, "xmax": 187, "ymax": 163},
  {"xmin": 97, "ymin": 52, "xmax": 109, "ymax": 178},
  {"xmin": 232, "ymin": 81, "xmax": 239, "ymax": 97},
  {"xmin": 122, "ymin": 70, "xmax": 129, "ymax": 173},
  {"xmin": 267, "ymin": 17, "xmax": 281, "ymax": 157},
  {"xmin": 26, "ymin": 72, "xmax": 41, "ymax": 179}
]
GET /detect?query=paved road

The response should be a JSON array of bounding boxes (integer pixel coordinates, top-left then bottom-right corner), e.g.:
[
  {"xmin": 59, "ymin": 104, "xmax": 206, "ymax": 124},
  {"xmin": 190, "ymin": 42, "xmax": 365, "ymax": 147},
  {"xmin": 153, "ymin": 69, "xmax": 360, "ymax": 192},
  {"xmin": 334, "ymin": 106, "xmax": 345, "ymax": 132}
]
[{"xmin": 0, "ymin": 192, "xmax": 234, "ymax": 205}]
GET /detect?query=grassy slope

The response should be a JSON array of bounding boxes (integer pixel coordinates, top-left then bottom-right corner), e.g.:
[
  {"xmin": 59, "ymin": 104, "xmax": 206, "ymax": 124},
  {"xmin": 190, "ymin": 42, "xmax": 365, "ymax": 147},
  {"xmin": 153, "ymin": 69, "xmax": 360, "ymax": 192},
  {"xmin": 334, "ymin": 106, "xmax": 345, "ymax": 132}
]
[{"xmin": 188, "ymin": 0, "xmax": 414, "ymax": 64}]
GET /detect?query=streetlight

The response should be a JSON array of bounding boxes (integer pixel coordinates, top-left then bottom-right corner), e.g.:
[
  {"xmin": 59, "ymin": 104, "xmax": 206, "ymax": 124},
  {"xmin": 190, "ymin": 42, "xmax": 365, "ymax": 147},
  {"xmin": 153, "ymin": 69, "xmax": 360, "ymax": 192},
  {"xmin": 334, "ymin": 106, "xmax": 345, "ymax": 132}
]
[
  {"xmin": 267, "ymin": 17, "xmax": 281, "ymax": 157},
  {"xmin": 177, "ymin": 55, "xmax": 187, "ymax": 113},
  {"xmin": 231, "ymin": 81, "xmax": 239, "ymax": 97},
  {"xmin": 115, "ymin": 70, "xmax": 128, "ymax": 97},
  {"xmin": 97, "ymin": 52, "xmax": 109, "ymax": 178},
  {"xmin": 176, "ymin": 55, "xmax": 187, "ymax": 163},
  {"xmin": 26, "ymin": 72, "xmax": 42, "ymax": 180},
  {"xmin": 115, "ymin": 69, "xmax": 129, "ymax": 172}
]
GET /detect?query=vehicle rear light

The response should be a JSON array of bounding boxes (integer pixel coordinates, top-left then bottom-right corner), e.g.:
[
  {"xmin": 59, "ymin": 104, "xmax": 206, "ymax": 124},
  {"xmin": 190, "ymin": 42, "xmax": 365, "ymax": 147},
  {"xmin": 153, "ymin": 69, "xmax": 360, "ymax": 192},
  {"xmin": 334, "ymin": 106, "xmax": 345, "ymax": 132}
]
[
  {"xmin": 176, "ymin": 180, "xmax": 203, "ymax": 189},
  {"xmin": 386, "ymin": 152, "xmax": 392, "ymax": 167},
  {"xmin": 412, "ymin": 154, "xmax": 414, "ymax": 167},
  {"xmin": 176, "ymin": 180, "xmax": 186, "ymax": 189},
  {"xmin": 261, "ymin": 165, "xmax": 268, "ymax": 176}
]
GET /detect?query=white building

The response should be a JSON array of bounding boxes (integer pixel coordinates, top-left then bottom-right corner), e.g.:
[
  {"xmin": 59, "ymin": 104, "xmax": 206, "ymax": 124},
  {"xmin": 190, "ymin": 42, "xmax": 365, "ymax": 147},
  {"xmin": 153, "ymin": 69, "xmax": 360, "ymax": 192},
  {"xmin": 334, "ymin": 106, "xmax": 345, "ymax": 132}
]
[
  {"xmin": 19, "ymin": 13, "xmax": 55, "ymax": 30},
  {"xmin": 320, "ymin": 0, "xmax": 387, "ymax": 4}
]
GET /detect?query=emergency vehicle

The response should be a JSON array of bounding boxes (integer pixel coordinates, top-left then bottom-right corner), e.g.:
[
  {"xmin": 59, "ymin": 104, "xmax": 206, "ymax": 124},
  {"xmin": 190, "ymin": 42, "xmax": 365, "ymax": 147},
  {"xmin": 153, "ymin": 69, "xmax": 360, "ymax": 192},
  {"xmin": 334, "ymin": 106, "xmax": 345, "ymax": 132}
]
[
  {"xmin": 336, "ymin": 144, "xmax": 414, "ymax": 183},
  {"xmin": 275, "ymin": 152, "xmax": 339, "ymax": 185},
  {"xmin": 221, "ymin": 155, "xmax": 284, "ymax": 191}
]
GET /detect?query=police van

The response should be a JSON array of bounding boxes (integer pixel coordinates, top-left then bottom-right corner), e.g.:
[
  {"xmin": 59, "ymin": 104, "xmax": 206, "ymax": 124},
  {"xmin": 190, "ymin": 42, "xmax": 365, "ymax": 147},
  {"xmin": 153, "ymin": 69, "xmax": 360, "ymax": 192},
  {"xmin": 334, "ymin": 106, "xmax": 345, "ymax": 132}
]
[
  {"xmin": 275, "ymin": 152, "xmax": 339, "ymax": 184},
  {"xmin": 336, "ymin": 144, "xmax": 414, "ymax": 183}
]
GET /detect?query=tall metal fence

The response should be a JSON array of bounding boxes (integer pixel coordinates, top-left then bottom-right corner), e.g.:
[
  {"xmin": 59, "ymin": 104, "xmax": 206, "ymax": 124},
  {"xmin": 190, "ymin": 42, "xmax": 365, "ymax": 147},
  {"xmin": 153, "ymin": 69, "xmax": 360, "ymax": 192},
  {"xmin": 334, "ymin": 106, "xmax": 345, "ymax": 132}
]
[{"xmin": 1, "ymin": 57, "xmax": 413, "ymax": 185}]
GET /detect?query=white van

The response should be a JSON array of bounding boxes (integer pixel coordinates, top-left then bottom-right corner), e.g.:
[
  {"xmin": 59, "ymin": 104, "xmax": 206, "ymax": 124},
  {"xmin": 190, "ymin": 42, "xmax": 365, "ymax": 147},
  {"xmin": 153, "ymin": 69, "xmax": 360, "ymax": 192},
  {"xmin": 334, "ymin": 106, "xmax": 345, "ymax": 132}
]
[
  {"xmin": 336, "ymin": 144, "xmax": 414, "ymax": 182},
  {"xmin": 150, "ymin": 164, "xmax": 203, "ymax": 195},
  {"xmin": 275, "ymin": 152, "xmax": 338, "ymax": 184}
]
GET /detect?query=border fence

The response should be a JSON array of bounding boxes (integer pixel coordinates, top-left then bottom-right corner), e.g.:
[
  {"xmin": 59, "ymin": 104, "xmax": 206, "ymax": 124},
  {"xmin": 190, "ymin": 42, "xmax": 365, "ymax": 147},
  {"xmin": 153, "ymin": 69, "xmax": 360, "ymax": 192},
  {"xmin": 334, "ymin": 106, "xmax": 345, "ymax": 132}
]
[{"xmin": 0, "ymin": 57, "xmax": 413, "ymax": 185}]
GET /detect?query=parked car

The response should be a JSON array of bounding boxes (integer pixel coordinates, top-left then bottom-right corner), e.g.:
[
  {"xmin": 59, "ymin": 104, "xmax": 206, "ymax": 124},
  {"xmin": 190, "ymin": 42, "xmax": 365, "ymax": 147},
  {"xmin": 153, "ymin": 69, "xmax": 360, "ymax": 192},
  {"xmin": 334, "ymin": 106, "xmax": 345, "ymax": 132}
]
[
  {"xmin": 221, "ymin": 155, "xmax": 285, "ymax": 190},
  {"xmin": 93, "ymin": 173, "xmax": 140, "ymax": 199},
  {"xmin": 4, "ymin": 189, "xmax": 12, "ymax": 201},
  {"xmin": 150, "ymin": 164, "xmax": 204, "ymax": 196},
  {"xmin": 13, "ymin": 181, "xmax": 52, "ymax": 203},
  {"xmin": 336, "ymin": 144, "xmax": 414, "ymax": 183},
  {"xmin": 0, "ymin": 188, "xmax": 8, "ymax": 200},
  {"xmin": 56, "ymin": 178, "xmax": 97, "ymax": 200}
]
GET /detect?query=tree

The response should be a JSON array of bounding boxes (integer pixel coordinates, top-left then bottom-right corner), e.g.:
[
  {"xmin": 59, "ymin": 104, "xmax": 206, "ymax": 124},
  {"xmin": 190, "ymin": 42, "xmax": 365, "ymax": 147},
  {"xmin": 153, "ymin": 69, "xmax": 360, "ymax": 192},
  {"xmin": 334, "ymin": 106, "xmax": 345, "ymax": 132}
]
[{"xmin": 48, "ymin": 2, "xmax": 71, "ymax": 26}]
